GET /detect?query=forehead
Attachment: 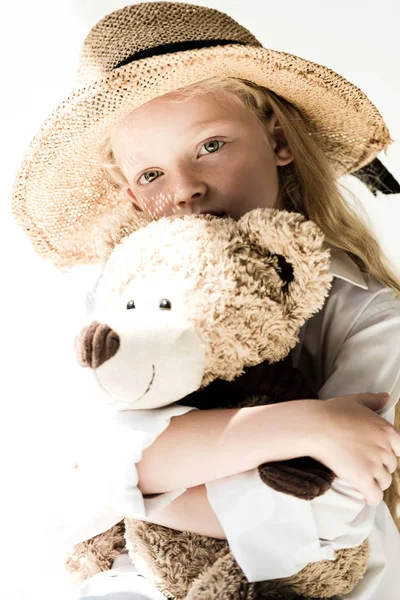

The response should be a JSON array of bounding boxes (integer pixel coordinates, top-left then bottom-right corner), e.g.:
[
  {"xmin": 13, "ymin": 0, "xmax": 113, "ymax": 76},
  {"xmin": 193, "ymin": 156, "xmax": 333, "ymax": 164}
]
[{"xmin": 111, "ymin": 90, "xmax": 251, "ymax": 151}]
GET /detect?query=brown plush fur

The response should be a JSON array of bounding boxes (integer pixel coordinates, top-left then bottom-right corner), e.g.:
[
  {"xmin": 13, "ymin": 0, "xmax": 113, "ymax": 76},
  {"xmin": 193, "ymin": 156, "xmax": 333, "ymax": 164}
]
[
  {"xmin": 125, "ymin": 520, "xmax": 227, "ymax": 599},
  {"xmin": 123, "ymin": 519, "xmax": 369, "ymax": 600},
  {"xmin": 65, "ymin": 521, "xmax": 126, "ymax": 584},
  {"xmin": 67, "ymin": 209, "xmax": 400, "ymax": 599}
]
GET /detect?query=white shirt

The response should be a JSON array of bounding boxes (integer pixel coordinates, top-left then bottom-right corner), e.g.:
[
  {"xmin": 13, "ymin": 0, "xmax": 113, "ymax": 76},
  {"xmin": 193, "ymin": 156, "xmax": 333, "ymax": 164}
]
[{"xmin": 58, "ymin": 245, "xmax": 400, "ymax": 600}]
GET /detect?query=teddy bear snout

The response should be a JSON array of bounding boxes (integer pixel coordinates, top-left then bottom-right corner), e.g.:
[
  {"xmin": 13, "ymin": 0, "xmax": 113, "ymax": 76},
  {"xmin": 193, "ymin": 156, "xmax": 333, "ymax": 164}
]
[{"xmin": 75, "ymin": 321, "xmax": 120, "ymax": 369}]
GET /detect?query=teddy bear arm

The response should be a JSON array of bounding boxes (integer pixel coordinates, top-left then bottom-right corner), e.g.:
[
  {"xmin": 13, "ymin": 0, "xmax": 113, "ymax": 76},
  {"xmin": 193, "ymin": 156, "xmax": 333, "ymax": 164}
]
[{"xmin": 258, "ymin": 456, "xmax": 334, "ymax": 501}]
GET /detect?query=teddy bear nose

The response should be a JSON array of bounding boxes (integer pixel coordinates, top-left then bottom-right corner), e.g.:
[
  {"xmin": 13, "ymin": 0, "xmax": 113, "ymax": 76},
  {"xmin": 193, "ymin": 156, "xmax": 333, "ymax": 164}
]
[{"xmin": 75, "ymin": 321, "xmax": 120, "ymax": 369}]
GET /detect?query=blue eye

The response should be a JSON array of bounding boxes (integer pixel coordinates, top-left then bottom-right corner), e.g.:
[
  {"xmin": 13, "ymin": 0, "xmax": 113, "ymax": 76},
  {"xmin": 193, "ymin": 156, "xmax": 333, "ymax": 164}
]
[{"xmin": 126, "ymin": 300, "xmax": 136, "ymax": 310}]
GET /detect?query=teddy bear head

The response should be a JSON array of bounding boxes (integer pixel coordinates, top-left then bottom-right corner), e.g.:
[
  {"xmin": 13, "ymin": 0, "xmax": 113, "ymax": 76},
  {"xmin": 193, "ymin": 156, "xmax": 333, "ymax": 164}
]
[{"xmin": 75, "ymin": 208, "xmax": 332, "ymax": 410}]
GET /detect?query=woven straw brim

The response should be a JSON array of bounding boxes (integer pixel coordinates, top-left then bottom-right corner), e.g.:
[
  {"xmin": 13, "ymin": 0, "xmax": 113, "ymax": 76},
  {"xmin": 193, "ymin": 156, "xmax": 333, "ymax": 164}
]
[{"xmin": 12, "ymin": 44, "xmax": 391, "ymax": 268}]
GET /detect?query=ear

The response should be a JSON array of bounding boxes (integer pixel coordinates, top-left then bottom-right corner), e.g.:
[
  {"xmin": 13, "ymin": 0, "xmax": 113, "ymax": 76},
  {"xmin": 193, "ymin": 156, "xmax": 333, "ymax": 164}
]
[
  {"xmin": 266, "ymin": 113, "xmax": 293, "ymax": 167},
  {"xmin": 237, "ymin": 208, "xmax": 333, "ymax": 328}
]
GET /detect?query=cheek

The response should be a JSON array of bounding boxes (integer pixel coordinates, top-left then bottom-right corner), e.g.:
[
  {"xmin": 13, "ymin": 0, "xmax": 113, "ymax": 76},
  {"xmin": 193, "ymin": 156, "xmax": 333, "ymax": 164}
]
[
  {"xmin": 222, "ymin": 157, "xmax": 278, "ymax": 201},
  {"xmin": 135, "ymin": 190, "xmax": 192, "ymax": 219},
  {"xmin": 134, "ymin": 190, "xmax": 175, "ymax": 218}
]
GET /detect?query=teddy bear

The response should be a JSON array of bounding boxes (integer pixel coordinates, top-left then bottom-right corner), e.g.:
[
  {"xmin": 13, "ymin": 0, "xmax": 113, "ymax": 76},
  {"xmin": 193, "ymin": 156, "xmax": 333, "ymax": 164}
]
[{"xmin": 66, "ymin": 207, "xmax": 371, "ymax": 600}]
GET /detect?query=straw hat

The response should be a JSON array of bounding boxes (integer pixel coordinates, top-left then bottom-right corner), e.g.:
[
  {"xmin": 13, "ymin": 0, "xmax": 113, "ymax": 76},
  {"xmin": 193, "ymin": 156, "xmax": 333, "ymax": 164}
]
[{"xmin": 12, "ymin": 1, "xmax": 393, "ymax": 268}]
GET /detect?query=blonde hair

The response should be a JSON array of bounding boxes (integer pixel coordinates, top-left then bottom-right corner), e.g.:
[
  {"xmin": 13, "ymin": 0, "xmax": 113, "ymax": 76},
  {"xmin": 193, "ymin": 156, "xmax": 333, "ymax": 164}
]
[{"xmin": 98, "ymin": 76, "xmax": 400, "ymax": 298}]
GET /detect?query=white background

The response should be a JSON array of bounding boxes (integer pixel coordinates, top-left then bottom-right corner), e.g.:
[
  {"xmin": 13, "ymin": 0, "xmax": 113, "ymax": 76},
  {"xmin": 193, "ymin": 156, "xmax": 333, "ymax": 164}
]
[{"xmin": 2, "ymin": 1, "xmax": 400, "ymax": 598}]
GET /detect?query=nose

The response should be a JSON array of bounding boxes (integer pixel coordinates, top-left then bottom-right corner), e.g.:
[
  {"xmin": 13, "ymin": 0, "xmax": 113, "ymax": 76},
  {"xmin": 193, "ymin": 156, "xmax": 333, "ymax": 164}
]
[
  {"xmin": 171, "ymin": 168, "xmax": 208, "ymax": 213},
  {"xmin": 75, "ymin": 321, "xmax": 120, "ymax": 369}
]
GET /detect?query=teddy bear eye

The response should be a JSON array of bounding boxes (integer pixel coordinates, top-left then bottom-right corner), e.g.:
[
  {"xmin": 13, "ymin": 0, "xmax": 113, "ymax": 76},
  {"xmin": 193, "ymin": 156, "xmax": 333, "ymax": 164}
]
[
  {"xmin": 126, "ymin": 300, "xmax": 136, "ymax": 310},
  {"xmin": 159, "ymin": 299, "xmax": 172, "ymax": 310}
]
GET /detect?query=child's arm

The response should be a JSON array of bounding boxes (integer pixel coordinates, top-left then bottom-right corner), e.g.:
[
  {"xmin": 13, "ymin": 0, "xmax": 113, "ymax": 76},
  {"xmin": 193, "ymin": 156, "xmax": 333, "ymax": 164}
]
[
  {"xmin": 137, "ymin": 400, "xmax": 319, "ymax": 494},
  {"xmin": 137, "ymin": 392, "xmax": 399, "ymax": 500},
  {"xmin": 140, "ymin": 484, "xmax": 226, "ymax": 539}
]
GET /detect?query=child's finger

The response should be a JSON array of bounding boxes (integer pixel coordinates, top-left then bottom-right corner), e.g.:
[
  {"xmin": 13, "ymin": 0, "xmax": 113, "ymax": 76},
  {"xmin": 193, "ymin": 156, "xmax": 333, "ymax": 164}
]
[
  {"xmin": 384, "ymin": 450, "xmax": 399, "ymax": 474},
  {"xmin": 391, "ymin": 430, "xmax": 400, "ymax": 456},
  {"xmin": 373, "ymin": 467, "xmax": 393, "ymax": 492},
  {"xmin": 366, "ymin": 482, "xmax": 384, "ymax": 506}
]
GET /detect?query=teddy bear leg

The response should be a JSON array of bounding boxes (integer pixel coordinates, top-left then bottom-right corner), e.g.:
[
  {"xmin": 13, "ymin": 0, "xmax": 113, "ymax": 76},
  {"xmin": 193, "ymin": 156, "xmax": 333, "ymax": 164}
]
[
  {"xmin": 253, "ymin": 540, "xmax": 369, "ymax": 599},
  {"xmin": 64, "ymin": 521, "xmax": 126, "ymax": 584},
  {"xmin": 185, "ymin": 545, "xmax": 256, "ymax": 600},
  {"xmin": 185, "ymin": 551, "xmax": 318, "ymax": 600},
  {"xmin": 125, "ymin": 518, "xmax": 227, "ymax": 600}
]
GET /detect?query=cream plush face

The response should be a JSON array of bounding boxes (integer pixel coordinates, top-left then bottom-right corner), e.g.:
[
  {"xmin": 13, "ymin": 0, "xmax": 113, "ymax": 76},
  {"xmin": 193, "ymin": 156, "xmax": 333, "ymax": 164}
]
[
  {"xmin": 86, "ymin": 210, "xmax": 332, "ymax": 409},
  {"xmin": 110, "ymin": 91, "xmax": 293, "ymax": 220}
]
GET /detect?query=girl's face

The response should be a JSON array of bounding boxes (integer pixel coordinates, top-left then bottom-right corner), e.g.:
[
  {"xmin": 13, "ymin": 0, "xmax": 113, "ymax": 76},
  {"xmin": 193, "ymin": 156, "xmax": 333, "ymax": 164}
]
[{"xmin": 111, "ymin": 90, "xmax": 293, "ymax": 220}]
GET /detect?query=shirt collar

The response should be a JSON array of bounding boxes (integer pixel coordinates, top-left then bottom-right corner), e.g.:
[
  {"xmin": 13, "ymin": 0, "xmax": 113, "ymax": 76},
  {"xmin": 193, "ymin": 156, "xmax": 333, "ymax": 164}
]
[{"xmin": 323, "ymin": 242, "xmax": 368, "ymax": 290}]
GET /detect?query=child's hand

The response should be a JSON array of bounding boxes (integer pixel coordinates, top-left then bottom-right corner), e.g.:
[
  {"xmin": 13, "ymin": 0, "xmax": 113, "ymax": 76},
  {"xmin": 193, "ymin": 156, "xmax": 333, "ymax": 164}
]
[{"xmin": 309, "ymin": 392, "xmax": 400, "ymax": 506}]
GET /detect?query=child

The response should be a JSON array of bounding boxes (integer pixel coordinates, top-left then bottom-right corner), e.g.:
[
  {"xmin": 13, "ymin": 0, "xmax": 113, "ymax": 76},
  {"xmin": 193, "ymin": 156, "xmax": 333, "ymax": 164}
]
[{"xmin": 11, "ymin": 3, "xmax": 400, "ymax": 599}]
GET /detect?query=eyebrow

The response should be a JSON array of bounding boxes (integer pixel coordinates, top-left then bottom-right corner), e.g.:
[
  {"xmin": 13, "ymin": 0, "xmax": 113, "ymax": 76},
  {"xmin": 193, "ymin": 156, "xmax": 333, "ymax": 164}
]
[{"xmin": 190, "ymin": 119, "xmax": 234, "ymax": 132}]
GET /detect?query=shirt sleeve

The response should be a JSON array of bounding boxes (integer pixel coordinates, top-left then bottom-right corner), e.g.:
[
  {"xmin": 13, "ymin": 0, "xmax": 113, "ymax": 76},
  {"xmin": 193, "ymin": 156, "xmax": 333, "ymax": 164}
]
[
  {"xmin": 51, "ymin": 402, "xmax": 197, "ymax": 554},
  {"xmin": 207, "ymin": 298, "xmax": 400, "ymax": 583},
  {"xmin": 318, "ymin": 299, "xmax": 400, "ymax": 421}
]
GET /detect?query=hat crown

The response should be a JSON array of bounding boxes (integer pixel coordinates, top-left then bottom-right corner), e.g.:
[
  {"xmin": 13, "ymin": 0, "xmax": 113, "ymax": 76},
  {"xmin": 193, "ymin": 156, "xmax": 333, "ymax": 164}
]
[{"xmin": 76, "ymin": 1, "xmax": 261, "ymax": 85}]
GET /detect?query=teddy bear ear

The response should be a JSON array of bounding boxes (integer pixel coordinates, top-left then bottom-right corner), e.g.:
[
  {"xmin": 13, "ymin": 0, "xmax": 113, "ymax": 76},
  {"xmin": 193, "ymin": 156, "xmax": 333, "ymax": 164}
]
[
  {"xmin": 237, "ymin": 208, "xmax": 333, "ymax": 326},
  {"xmin": 274, "ymin": 254, "xmax": 295, "ymax": 292}
]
